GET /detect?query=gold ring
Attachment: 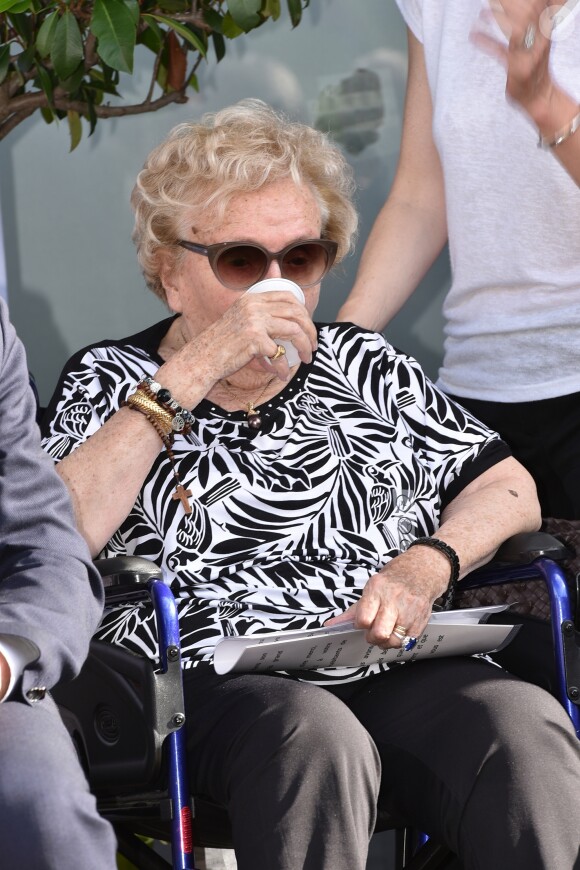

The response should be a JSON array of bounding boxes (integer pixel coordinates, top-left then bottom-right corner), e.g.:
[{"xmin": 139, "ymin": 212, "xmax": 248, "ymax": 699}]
[
  {"xmin": 270, "ymin": 344, "xmax": 286, "ymax": 361},
  {"xmin": 392, "ymin": 624, "xmax": 408, "ymax": 639}
]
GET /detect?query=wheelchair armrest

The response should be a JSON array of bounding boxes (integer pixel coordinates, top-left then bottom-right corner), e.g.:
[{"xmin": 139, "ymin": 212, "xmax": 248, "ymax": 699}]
[
  {"xmin": 491, "ymin": 531, "xmax": 572, "ymax": 565},
  {"xmin": 455, "ymin": 532, "xmax": 572, "ymax": 595},
  {"xmin": 96, "ymin": 556, "xmax": 163, "ymax": 605}
]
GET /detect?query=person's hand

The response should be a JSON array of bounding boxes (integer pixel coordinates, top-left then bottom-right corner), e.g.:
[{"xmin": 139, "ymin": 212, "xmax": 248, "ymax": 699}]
[
  {"xmin": 470, "ymin": 0, "xmax": 561, "ymax": 114},
  {"xmin": 178, "ymin": 288, "xmax": 318, "ymax": 388},
  {"xmin": 325, "ymin": 546, "xmax": 452, "ymax": 648},
  {"xmin": 0, "ymin": 652, "xmax": 10, "ymax": 702}
]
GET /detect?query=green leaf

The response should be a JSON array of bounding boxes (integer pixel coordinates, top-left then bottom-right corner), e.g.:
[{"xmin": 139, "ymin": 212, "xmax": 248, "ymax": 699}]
[
  {"xmin": 16, "ymin": 44, "xmax": 34, "ymax": 73},
  {"xmin": 59, "ymin": 61, "xmax": 85, "ymax": 93},
  {"xmin": 81, "ymin": 86, "xmax": 98, "ymax": 136},
  {"xmin": 188, "ymin": 71, "xmax": 199, "ymax": 92},
  {"xmin": 156, "ymin": 60, "xmax": 167, "ymax": 90},
  {"xmin": 35, "ymin": 62, "xmax": 53, "ymax": 104},
  {"xmin": 67, "ymin": 109, "xmax": 82, "ymax": 152},
  {"xmin": 155, "ymin": 0, "xmax": 189, "ymax": 11},
  {"xmin": 52, "ymin": 10, "xmax": 83, "ymax": 81},
  {"xmin": 143, "ymin": 14, "xmax": 206, "ymax": 55},
  {"xmin": 203, "ymin": 8, "xmax": 224, "ymax": 34},
  {"xmin": 40, "ymin": 105, "xmax": 56, "ymax": 125},
  {"xmin": 36, "ymin": 9, "xmax": 59, "ymax": 58},
  {"xmin": 102, "ymin": 64, "xmax": 120, "ymax": 90},
  {"xmin": 0, "ymin": 44, "xmax": 10, "ymax": 84},
  {"xmin": 86, "ymin": 69, "xmax": 120, "ymax": 96},
  {"xmin": 226, "ymin": 0, "xmax": 261, "ymax": 31},
  {"xmin": 286, "ymin": 0, "xmax": 303, "ymax": 28},
  {"xmin": 91, "ymin": 0, "xmax": 136, "ymax": 74},
  {"xmin": 124, "ymin": 0, "xmax": 140, "ymax": 26},
  {"xmin": 7, "ymin": 11, "xmax": 32, "ymax": 41},
  {"xmin": 211, "ymin": 30, "xmax": 225, "ymax": 62},
  {"xmin": 263, "ymin": 0, "xmax": 281, "ymax": 20},
  {"xmin": 0, "ymin": 0, "xmax": 31, "ymax": 11},
  {"xmin": 221, "ymin": 12, "xmax": 244, "ymax": 38},
  {"xmin": 138, "ymin": 19, "xmax": 163, "ymax": 54}
]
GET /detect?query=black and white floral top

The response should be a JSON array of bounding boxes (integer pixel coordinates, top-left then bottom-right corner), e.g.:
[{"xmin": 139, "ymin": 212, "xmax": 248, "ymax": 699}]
[{"xmin": 41, "ymin": 318, "xmax": 509, "ymax": 683}]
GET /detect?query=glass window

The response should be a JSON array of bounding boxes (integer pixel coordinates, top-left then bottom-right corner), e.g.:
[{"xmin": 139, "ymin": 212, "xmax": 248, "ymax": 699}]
[{"xmin": 0, "ymin": 0, "xmax": 448, "ymax": 402}]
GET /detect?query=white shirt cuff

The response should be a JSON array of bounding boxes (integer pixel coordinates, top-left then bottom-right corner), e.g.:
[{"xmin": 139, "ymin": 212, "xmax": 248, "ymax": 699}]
[{"xmin": 0, "ymin": 636, "xmax": 39, "ymax": 700}]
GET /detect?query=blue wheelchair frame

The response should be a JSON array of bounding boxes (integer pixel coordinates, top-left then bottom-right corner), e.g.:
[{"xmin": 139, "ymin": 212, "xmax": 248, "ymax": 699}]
[
  {"xmin": 150, "ymin": 579, "xmax": 194, "ymax": 870},
  {"xmin": 56, "ymin": 530, "xmax": 580, "ymax": 870},
  {"xmin": 461, "ymin": 543, "xmax": 580, "ymax": 738}
]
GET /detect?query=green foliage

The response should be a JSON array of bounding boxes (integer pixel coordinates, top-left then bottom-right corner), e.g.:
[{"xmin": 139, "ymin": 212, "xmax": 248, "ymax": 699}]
[
  {"xmin": 91, "ymin": 0, "xmax": 138, "ymax": 74},
  {"xmin": 0, "ymin": 0, "xmax": 309, "ymax": 149}
]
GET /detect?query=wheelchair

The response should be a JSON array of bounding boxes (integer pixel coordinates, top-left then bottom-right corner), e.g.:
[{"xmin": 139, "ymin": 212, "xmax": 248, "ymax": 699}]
[{"xmin": 52, "ymin": 529, "xmax": 580, "ymax": 870}]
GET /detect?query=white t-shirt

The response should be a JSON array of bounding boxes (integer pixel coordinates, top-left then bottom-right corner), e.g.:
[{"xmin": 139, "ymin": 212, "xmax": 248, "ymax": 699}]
[{"xmin": 395, "ymin": 0, "xmax": 580, "ymax": 402}]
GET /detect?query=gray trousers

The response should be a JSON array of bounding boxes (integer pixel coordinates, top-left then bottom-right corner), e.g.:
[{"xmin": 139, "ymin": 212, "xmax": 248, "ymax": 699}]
[
  {"xmin": 0, "ymin": 695, "xmax": 117, "ymax": 869},
  {"xmin": 184, "ymin": 657, "xmax": 580, "ymax": 870}
]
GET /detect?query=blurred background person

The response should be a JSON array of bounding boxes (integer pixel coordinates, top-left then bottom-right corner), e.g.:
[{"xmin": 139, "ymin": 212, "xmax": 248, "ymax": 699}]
[{"xmin": 338, "ymin": 0, "xmax": 580, "ymax": 520}]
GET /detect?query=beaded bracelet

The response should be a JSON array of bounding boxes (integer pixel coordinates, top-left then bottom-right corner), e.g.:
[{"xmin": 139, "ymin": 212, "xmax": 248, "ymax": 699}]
[
  {"xmin": 140, "ymin": 377, "xmax": 194, "ymax": 435},
  {"xmin": 123, "ymin": 390, "xmax": 193, "ymax": 515},
  {"xmin": 406, "ymin": 536, "xmax": 460, "ymax": 610}
]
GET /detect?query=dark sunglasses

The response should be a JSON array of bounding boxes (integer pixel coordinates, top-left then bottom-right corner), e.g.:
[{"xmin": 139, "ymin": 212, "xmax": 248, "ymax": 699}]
[{"xmin": 177, "ymin": 238, "xmax": 338, "ymax": 291}]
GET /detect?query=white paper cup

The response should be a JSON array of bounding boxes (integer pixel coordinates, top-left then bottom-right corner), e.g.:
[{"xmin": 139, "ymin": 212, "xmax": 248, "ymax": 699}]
[{"xmin": 244, "ymin": 278, "xmax": 305, "ymax": 366}]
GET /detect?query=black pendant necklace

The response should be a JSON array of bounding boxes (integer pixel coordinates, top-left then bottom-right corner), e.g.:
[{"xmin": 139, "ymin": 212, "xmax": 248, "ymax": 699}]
[{"xmin": 221, "ymin": 376, "xmax": 277, "ymax": 430}]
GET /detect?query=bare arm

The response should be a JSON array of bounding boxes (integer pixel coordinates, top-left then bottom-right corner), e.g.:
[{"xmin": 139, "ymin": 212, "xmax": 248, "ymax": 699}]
[
  {"xmin": 55, "ymin": 406, "xmax": 170, "ymax": 558},
  {"xmin": 432, "ymin": 456, "xmax": 541, "ymax": 575},
  {"xmin": 326, "ymin": 457, "xmax": 541, "ymax": 645},
  {"xmin": 337, "ymin": 29, "xmax": 448, "ymax": 332},
  {"xmin": 472, "ymin": 0, "xmax": 580, "ymax": 185}
]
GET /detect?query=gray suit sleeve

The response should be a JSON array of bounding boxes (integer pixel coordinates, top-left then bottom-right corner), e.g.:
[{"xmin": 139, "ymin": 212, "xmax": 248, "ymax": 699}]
[{"xmin": 0, "ymin": 299, "xmax": 104, "ymax": 703}]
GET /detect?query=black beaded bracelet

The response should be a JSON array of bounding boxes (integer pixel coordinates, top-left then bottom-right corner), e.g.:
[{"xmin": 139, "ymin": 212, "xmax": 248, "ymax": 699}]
[
  {"xmin": 406, "ymin": 536, "xmax": 460, "ymax": 611},
  {"xmin": 140, "ymin": 377, "xmax": 194, "ymax": 435}
]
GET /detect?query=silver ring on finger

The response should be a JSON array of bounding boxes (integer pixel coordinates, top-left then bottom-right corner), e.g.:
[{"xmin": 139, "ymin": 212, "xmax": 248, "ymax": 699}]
[{"xmin": 523, "ymin": 23, "xmax": 536, "ymax": 50}]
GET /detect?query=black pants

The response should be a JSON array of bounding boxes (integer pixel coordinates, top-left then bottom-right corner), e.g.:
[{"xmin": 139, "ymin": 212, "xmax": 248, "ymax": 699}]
[
  {"xmin": 183, "ymin": 658, "xmax": 580, "ymax": 870},
  {"xmin": 447, "ymin": 391, "xmax": 580, "ymax": 520}
]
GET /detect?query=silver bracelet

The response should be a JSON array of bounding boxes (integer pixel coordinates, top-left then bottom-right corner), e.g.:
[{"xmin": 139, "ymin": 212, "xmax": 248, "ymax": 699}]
[{"xmin": 538, "ymin": 108, "xmax": 580, "ymax": 150}]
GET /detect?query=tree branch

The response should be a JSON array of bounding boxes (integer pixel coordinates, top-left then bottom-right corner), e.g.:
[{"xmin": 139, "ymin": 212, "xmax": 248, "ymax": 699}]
[
  {"xmin": 166, "ymin": 13, "xmax": 209, "ymax": 28},
  {"xmin": 146, "ymin": 48, "xmax": 163, "ymax": 104},
  {"xmin": 0, "ymin": 88, "xmax": 189, "ymax": 141},
  {"xmin": 59, "ymin": 89, "xmax": 189, "ymax": 116},
  {"xmin": 0, "ymin": 104, "xmax": 37, "ymax": 140},
  {"xmin": 0, "ymin": 0, "xmax": 308, "ymax": 145},
  {"xmin": 150, "ymin": 7, "xmax": 210, "ymax": 29},
  {"xmin": 84, "ymin": 32, "xmax": 99, "ymax": 70}
]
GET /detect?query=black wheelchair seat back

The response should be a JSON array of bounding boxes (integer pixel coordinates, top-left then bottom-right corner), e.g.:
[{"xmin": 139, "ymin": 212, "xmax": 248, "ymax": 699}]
[
  {"xmin": 53, "ymin": 634, "xmax": 235, "ymax": 862},
  {"xmin": 54, "ymin": 639, "xmax": 165, "ymax": 793}
]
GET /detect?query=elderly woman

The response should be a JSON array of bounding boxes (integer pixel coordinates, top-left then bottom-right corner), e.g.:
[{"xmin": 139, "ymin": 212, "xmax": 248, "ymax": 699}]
[{"xmin": 42, "ymin": 100, "xmax": 580, "ymax": 870}]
